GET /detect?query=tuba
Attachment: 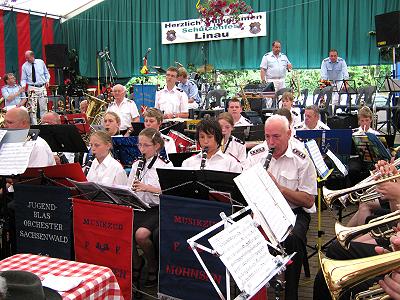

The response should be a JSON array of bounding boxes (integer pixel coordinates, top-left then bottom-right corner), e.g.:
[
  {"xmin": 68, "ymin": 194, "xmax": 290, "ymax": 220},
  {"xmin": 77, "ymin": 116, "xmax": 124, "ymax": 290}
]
[
  {"xmin": 320, "ymin": 251, "xmax": 400, "ymax": 300},
  {"xmin": 84, "ymin": 92, "xmax": 108, "ymax": 124}
]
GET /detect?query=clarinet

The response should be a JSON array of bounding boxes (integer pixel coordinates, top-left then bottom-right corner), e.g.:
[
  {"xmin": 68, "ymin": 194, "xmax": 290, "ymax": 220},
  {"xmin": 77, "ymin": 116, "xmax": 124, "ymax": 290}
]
[
  {"xmin": 200, "ymin": 147, "xmax": 209, "ymax": 170},
  {"xmin": 134, "ymin": 156, "xmax": 146, "ymax": 182},
  {"xmin": 263, "ymin": 147, "xmax": 275, "ymax": 171},
  {"xmin": 84, "ymin": 154, "xmax": 95, "ymax": 176},
  {"xmin": 57, "ymin": 152, "xmax": 69, "ymax": 164}
]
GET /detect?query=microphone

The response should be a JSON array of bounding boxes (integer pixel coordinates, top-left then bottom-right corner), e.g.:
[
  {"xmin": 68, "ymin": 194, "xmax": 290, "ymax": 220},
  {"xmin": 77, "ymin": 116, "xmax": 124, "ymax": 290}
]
[
  {"xmin": 200, "ymin": 147, "xmax": 209, "ymax": 170},
  {"xmin": 143, "ymin": 48, "xmax": 151, "ymax": 60},
  {"xmin": 84, "ymin": 154, "xmax": 95, "ymax": 176},
  {"xmin": 134, "ymin": 156, "xmax": 146, "ymax": 181},
  {"xmin": 263, "ymin": 147, "xmax": 275, "ymax": 171}
]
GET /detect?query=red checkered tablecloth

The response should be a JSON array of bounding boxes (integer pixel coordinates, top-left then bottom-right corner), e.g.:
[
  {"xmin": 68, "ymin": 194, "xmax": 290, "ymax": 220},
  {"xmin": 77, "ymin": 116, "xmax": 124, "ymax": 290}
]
[{"xmin": 0, "ymin": 253, "xmax": 123, "ymax": 299}]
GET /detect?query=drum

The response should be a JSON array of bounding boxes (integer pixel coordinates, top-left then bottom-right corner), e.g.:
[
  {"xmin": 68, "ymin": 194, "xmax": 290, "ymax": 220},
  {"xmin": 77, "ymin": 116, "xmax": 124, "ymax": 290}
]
[{"xmin": 168, "ymin": 130, "xmax": 196, "ymax": 153}]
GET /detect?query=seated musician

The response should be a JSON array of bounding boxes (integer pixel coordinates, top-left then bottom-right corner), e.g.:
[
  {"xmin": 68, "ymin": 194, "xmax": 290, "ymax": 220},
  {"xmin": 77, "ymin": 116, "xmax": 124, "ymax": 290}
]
[
  {"xmin": 177, "ymin": 67, "xmax": 201, "ymax": 110},
  {"xmin": 85, "ymin": 131, "xmax": 127, "ymax": 185},
  {"xmin": 154, "ymin": 66, "xmax": 189, "ymax": 119},
  {"xmin": 106, "ymin": 84, "xmax": 140, "ymax": 134},
  {"xmin": 1, "ymin": 73, "xmax": 26, "ymax": 109},
  {"xmin": 352, "ymin": 106, "xmax": 379, "ymax": 135},
  {"xmin": 281, "ymin": 92, "xmax": 301, "ymax": 128},
  {"xmin": 127, "ymin": 128, "xmax": 173, "ymax": 289},
  {"xmin": 182, "ymin": 119, "xmax": 242, "ymax": 172},
  {"xmin": 313, "ymin": 161, "xmax": 399, "ymax": 300},
  {"xmin": 275, "ymin": 108, "xmax": 305, "ymax": 149},
  {"xmin": 103, "ymin": 111, "xmax": 121, "ymax": 136},
  {"xmin": 227, "ymin": 97, "xmax": 252, "ymax": 127},
  {"xmin": 4, "ymin": 107, "xmax": 55, "ymax": 167},
  {"xmin": 294, "ymin": 105, "xmax": 330, "ymax": 130},
  {"xmin": 143, "ymin": 108, "xmax": 176, "ymax": 154},
  {"xmin": 79, "ymin": 100, "xmax": 88, "ymax": 114},
  {"xmin": 245, "ymin": 115, "xmax": 317, "ymax": 300},
  {"xmin": 217, "ymin": 112, "xmax": 246, "ymax": 165}
]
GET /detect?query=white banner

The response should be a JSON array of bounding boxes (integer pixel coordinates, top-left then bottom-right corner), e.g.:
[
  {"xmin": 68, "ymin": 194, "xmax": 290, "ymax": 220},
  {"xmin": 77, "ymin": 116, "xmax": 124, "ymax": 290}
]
[{"xmin": 161, "ymin": 12, "xmax": 266, "ymax": 45}]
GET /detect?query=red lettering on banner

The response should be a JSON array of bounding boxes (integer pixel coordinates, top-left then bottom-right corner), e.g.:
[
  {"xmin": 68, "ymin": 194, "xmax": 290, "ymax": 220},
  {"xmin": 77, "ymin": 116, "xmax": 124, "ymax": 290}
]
[
  {"xmin": 166, "ymin": 264, "xmax": 222, "ymax": 285},
  {"xmin": 173, "ymin": 215, "xmax": 217, "ymax": 228},
  {"xmin": 173, "ymin": 241, "xmax": 180, "ymax": 252}
]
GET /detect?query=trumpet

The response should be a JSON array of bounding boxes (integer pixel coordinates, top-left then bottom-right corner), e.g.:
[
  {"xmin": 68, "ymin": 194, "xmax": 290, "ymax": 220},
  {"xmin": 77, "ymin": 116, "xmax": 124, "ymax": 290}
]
[
  {"xmin": 320, "ymin": 251, "xmax": 400, "ymax": 300},
  {"xmin": 335, "ymin": 210, "xmax": 400, "ymax": 250},
  {"xmin": 354, "ymin": 283, "xmax": 389, "ymax": 300},
  {"xmin": 323, "ymin": 173, "xmax": 400, "ymax": 207}
]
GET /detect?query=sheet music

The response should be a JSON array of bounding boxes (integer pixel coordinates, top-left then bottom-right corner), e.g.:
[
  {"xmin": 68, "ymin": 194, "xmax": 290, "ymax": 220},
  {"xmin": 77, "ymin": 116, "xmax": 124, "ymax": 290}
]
[
  {"xmin": 305, "ymin": 140, "xmax": 329, "ymax": 178},
  {"xmin": 0, "ymin": 141, "xmax": 34, "ymax": 175},
  {"xmin": 326, "ymin": 150, "xmax": 348, "ymax": 176},
  {"xmin": 234, "ymin": 164, "xmax": 296, "ymax": 245},
  {"xmin": 0, "ymin": 130, "xmax": 6, "ymax": 143},
  {"xmin": 208, "ymin": 215, "xmax": 275, "ymax": 294}
]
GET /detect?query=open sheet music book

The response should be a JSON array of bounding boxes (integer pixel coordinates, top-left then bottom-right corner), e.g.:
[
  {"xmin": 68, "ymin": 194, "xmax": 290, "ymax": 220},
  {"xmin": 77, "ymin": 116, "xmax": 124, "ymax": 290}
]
[
  {"xmin": 67, "ymin": 179, "xmax": 150, "ymax": 210},
  {"xmin": 0, "ymin": 129, "xmax": 35, "ymax": 176},
  {"xmin": 304, "ymin": 140, "xmax": 329, "ymax": 178},
  {"xmin": 208, "ymin": 215, "xmax": 276, "ymax": 294},
  {"xmin": 234, "ymin": 163, "xmax": 296, "ymax": 246}
]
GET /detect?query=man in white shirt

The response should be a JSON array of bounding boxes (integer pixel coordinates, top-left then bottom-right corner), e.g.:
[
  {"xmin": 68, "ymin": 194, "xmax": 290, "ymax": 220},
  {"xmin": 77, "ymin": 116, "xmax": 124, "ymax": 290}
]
[
  {"xmin": 294, "ymin": 105, "xmax": 330, "ymax": 131},
  {"xmin": 4, "ymin": 107, "xmax": 55, "ymax": 167},
  {"xmin": 154, "ymin": 67, "xmax": 189, "ymax": 119},
  {"xmin": 106, "ymin": 84, "xmax": 140, "ymax": 133},
  {"xmin": 227, "ymin": 98, "xmax": 252, "ymax": 127},
  {"xmin": 260, "ymin": 40, "xmax": 292, "ymax": 91}
]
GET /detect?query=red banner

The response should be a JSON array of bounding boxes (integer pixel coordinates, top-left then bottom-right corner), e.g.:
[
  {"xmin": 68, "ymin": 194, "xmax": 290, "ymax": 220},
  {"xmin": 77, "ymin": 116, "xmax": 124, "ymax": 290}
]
[{"xmin": 73, "ymin": 198, "xmax": 133, "ymax": 300}]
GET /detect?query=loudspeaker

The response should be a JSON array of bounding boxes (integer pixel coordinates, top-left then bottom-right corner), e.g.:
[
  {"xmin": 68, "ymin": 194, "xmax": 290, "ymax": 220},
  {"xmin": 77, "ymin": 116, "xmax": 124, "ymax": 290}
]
[
  {"xmin": 45, "ymin": 44, "xmax": 69, "ymax": 68},
  {"xmin": 375, "ymin": 11, "xmax": 400, "ymax": 47},
  {"xmin": 327, "ymin": 113, "xmax": 358, "ymax": 129}
]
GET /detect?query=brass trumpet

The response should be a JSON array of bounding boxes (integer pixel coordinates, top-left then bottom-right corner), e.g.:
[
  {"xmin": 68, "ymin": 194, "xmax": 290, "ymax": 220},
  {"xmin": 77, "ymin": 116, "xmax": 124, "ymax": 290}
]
[
  {"xmin": 323, "ymin": 173, "xmax": 400, "ymax": 207},
  {"xmin": 320, "ymin": 251, "xmax": 400, "ymax": 300},
  {"xmin": 354, "ymin": 283, "xmax": 390, "ymax": 300},
  {"xmin": 335, "ymin": 210, "xmax": 400, "ymax": 249}
]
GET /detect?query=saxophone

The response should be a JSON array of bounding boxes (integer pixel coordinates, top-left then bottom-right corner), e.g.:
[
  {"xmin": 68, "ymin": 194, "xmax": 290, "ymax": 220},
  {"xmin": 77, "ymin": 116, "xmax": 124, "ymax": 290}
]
[{"xmin": 240, "ymin": 84, "xmax": 250, "ymax": 111}]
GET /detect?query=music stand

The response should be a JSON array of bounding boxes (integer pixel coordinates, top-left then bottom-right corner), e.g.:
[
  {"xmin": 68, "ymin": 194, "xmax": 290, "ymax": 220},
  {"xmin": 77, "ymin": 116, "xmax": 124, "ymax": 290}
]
[
  {"xmin": 375, "ymin": 76, "xmax": 400, "ymax": 134},
  {"xmin": 31, "ymin": 125, "xmax": 88, "ymax": 153},
  {"xmin": 157, "ymin": 168, "xmax": 246, "ymax": 207},
  {"xmin": 130, "ymin": 122, "xmax": 145, "ymax": 136},
  {"xmin": 167, "ymin": 152, "xmax": 199, "ymax": 167},
  {"xmin": 335, "ymin": 80, "xmax": 358, "ymax": 112}
]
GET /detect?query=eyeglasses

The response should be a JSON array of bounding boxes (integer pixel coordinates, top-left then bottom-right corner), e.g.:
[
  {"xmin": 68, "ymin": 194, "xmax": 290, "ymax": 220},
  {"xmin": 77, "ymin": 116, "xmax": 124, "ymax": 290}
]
[{"xmin": 137, "ymin": 143, "xmax": 154, "ymax": 148}]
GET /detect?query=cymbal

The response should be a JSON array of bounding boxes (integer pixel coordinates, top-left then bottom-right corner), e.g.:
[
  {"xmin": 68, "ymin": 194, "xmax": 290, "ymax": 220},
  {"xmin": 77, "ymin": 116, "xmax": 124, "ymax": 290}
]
[{"xmin": 197, "ymin": 64, "xmax": 214, "ymax": 74}]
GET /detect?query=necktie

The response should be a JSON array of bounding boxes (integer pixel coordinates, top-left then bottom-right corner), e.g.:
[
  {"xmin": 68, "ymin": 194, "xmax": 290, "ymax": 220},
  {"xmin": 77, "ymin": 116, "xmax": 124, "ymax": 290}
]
[{"xmin": 31, "ymin": 63, "xmax": 36, "ymax": 83}]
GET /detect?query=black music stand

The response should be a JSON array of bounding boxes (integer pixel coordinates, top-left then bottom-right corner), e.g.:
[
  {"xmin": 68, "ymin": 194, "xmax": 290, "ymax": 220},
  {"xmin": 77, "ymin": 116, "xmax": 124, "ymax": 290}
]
[
  {"xmin": 167, "ymin": 152, "xmax": 199, "ymax": 167},
  {"xmin": 31, "ymin": 124, "xmax": 88, "ymax": 153},
  {"xmin": 335, "ymin": 80, "xmax": 358, "ymax": 113},
  {"xmin": 375, "ymin": 76, "xmax": 400, "ymax": 134},
  {"xmin": 157, "ymin": 168, "xmax": 246, "ymax": 207}
]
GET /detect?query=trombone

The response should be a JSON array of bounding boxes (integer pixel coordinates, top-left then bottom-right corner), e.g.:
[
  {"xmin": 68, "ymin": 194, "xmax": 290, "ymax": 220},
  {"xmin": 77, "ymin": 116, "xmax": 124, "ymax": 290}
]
[
  {"xmin": 335, "ymin": 210, "xmax": 400, "ymax": 250},
  {"xmin": 320, "ymin": 251, "xmax": 400, "ymax": 300},
  {"xmin": 323, "ymin": 173, "xmax": 400, "ymax": 207}
]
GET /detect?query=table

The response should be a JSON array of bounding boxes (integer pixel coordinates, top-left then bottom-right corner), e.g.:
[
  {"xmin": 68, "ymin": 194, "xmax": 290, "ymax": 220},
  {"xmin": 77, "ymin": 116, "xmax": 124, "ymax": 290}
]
[{"xmin": 0, "ymin": 253, "xmax": 123, "ymax": 300}]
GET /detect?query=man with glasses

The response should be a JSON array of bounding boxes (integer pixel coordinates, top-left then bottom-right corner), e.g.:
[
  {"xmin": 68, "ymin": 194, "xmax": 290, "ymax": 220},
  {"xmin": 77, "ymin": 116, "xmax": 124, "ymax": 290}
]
[{"xmin": 154, "ymin": 66, "xmax": 189, "ymax": 119}]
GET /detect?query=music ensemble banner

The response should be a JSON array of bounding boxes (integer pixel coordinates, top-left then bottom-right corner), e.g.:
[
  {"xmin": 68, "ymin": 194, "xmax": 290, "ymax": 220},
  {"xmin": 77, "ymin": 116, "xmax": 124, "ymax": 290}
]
[
  {"xmin": 14, "ymin": 185, "xmax": 72, "ymax": 260},
  {"xmin": 159, "ymin": 195, "xmax": 231, "ymax": 300},
  {"xmin": 73, "ymin": 198, "xmax": 133, "ymax": 300},
  {"xmin": 161, "ymin": 12, "xmax": 266, "ymax": 44}
]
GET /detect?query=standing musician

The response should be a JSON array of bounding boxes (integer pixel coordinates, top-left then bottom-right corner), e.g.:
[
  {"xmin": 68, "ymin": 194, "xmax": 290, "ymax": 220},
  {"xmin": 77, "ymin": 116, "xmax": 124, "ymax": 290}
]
[
  {"xmin": 177, "ymin": 67, "xmax": 201, "ymax": 110},
  {"xmin": 1, "ymin": 73, "xmax": 26, "ymax": 109},
  {"xmin": 227, "ymin": 98, "xmax": 252, "ymax": 127},
  {"xmin": 127, "ymin": 128, "xmax": 173, "ymax": 289},
  {"xmin": 281, "ymin": 92, "xmax": 301, "ymax": 128},
  {"xmin": 85, "ymin": 131, "xmax": 127, "ymax": 185},
  {"xmin": 20, "ymin": 50, "xmax": 50, "ymax": 124},
  {"xmin": 143, "ymin": 108, "xmax": 176, "ymax": 154},
  {"xmin": 106, "ymin": 84, "xmax": 140, "ymax": 134},
  {"xmin": 217, "ymin": 112, "xmax": 246, "ymax": 165},
  {"xmin": 182, "ymin": 119, "xmax": 242, "ymax": 172},
  {"xmin": 294, "ymin": 105, "xmax": 330, "ymax": 131},
  {"xmin": 246, "ymin": 115, "xmax": 317, "ymax": 300},
  {"xmin": 260, "ymin": 40, "xmax": 292, "ymax": 91},
  {"xmin": 154, "ymin": 66, "xmax": 189, "ymax": 119}
]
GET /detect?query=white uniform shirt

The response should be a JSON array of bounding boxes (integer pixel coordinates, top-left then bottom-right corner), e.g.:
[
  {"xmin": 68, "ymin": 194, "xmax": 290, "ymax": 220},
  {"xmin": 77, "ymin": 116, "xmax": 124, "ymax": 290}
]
[
  {"xmin": 245, "ymin": 140, "xmax": 317, "ymax": 210},
  {"xmin": 222, "ymin": 135, "xmax": 246, "ymax": 165},
  {"xmin": 127, "ymin": 156, "xmax": 174, "ymax": 206},
  {"xmin": 260, "ymin": 51, "xmax": 291, "ymax": 80},
  {"xmin": 234, "ymin": 115, "xmax": 252, "ymax": 127},
  {"xmin": 86, "ymin": 153, "xmax": 127, "ymax": 185},
  {"xmin": 295, "ymin": 120, "xmax": 330, "ymax": 131},
  {"xmin": 28, "ymin": 136, "xmax": 56, "ymax": 167},
  {"xmin": 107, "ymin": 98, "xmax": 140, "ymax": 130},
  {"xmin": 155, "ymin": 86, "xmax": 189, "ymax": 115},
  {"xmin": 162, "ymin": 133, "xmax": 177, "ymax": 154},
  {"xmin": 182, "ymin": 150, "xmax": 242, "ymax": 173},
  {"xmin": 291, "ymin": 107, "xmax": 302, "ymax": 128},
  {"xmin": 352, "ymin": 127, "xmax": 380, "ymax": 136}
]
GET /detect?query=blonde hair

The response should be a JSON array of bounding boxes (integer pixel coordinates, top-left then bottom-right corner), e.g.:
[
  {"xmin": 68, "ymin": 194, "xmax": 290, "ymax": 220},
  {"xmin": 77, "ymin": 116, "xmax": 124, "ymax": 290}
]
[
  {"xmin": 104, "ymin": 111, "xmax": 121, "ymax": 126},
  {"xmin": 90, "ymin": 130, "xmax": 112, "ymax": 146},
  {"xmin": 358, "ymin": 106, "xmax": 373, "ymax": 119},
  {"xmin": 139, "ymin": 128, "xmax": 165, "ymax": 149},
  {"xmin": 143, "ymin": 108, "xmax": 163, "ymax": 124},
  {"xmin": 282, "ymin": 92, "xmax": 294, "ymax": 102},
  {"xmin": 217, "ymin": 112, "xmax": 234, "ymax": 127}
]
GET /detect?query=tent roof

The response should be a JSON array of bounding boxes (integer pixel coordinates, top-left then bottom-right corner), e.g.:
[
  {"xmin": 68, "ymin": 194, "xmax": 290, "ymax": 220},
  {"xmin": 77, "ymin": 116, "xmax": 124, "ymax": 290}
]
[{"xmin": 1, "ymin": 0, "xmax": 103, "ymax": 20}]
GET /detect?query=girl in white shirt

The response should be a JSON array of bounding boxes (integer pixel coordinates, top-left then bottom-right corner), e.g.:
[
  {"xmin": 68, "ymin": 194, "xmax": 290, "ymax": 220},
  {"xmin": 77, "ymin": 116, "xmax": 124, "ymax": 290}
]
[
  {"xmin": 127, "ymin": 128, "xmax": 173, "ymax": 288},
  {"xmin": 85, "ymin": 131, "xmax": 127, "ymax": 185}
]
